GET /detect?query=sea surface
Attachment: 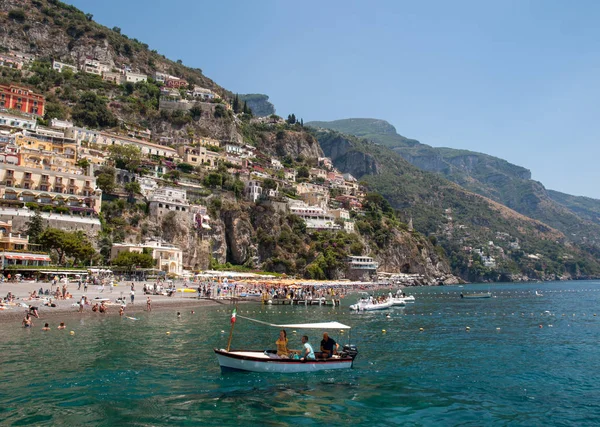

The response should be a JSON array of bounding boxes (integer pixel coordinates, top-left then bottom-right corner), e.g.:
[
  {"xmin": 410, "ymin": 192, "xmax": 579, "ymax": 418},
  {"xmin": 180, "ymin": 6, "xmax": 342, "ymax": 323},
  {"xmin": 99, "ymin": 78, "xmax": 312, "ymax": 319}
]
[{"xmin": 1, "ymin": 281, "xmax": 600, "ymax": 426}]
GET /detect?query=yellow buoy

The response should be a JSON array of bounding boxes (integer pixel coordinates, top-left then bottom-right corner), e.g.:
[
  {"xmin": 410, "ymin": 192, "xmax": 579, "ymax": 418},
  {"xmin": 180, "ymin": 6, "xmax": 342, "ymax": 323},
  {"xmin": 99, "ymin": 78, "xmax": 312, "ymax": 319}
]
[
  {"xmin": 382, "ymin": 329, "xmax": 386, "ymax": 333},
  {"xmin": 419, "ymin": 327, "xmax": 424, "ymax": 332},
  {"xmin": 69, "ymin": 331, "xmax": 75, "ymax": 335},
  {"xmin": 166, "ymin": 331, "xmax": 171, "ymax": 335},
  {"xmin": 465, "ymin": 326, "xmax": 470, "ymax": 331}
]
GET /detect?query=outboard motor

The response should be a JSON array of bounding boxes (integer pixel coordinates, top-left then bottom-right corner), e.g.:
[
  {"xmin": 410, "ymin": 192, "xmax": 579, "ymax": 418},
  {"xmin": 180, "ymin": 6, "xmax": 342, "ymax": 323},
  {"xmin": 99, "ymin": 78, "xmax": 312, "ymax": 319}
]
[{"xmin": 341, "ymin": 344, "xmax": 358, "ymax": 360}]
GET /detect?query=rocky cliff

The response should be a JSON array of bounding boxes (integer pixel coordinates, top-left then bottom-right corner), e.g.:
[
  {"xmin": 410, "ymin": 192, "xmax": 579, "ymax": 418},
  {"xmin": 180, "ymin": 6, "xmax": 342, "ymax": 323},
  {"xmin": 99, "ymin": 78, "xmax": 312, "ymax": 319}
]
[
  {"xmin": 239, "ymin": 94, "xmax": 276, "ymax": 117},
  {"xmin": 317, "ymin": 131, "xmax": 379, "ymax": 178}
]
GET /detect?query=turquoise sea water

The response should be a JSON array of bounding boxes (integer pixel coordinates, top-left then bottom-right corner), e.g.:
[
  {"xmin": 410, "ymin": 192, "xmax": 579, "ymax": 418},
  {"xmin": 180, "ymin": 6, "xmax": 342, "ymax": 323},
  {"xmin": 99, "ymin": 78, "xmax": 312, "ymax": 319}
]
[{"xmin": 1, "ymin": 281, "xmax": 600, "ymax": 426}]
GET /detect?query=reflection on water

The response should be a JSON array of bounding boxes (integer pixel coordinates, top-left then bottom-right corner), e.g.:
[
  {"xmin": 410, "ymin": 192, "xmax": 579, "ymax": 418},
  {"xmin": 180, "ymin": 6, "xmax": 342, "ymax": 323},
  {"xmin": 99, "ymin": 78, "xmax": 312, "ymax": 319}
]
[{"xmin": 1, "ymin": 281, "xmax": 600, "ymax": 425}]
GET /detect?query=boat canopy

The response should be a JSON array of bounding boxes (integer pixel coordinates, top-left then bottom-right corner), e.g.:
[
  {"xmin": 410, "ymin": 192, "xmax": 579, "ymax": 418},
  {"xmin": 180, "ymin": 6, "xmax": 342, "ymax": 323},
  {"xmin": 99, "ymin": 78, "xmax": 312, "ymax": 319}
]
[{"xmin": 237, "ymin": 315, "xmax": 351, "ymax": 330}]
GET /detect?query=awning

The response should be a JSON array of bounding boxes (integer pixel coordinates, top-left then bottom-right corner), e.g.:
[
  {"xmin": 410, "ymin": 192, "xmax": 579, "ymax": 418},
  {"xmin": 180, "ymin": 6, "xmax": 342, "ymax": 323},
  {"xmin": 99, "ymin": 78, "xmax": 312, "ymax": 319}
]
[
  {"xmin": 3, "ymin": 254, "xmax": 51, "ymax": 261},
  {"xmin": 237, "ymin": 315, "xmax": 351, "ymax": 330}
]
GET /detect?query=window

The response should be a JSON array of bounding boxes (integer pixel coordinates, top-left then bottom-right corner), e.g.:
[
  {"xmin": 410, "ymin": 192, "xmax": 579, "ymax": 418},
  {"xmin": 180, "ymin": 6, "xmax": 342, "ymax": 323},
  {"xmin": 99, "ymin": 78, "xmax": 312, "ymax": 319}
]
[{"xmin": 6, "ymin": 180, "xmax": 12, "ymax": 186}]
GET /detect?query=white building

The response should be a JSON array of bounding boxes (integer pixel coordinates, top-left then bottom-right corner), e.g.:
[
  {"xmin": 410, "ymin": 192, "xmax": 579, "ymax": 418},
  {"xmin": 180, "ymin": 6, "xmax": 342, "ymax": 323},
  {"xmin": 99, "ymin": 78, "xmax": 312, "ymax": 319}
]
[
  {"xmin": 0, "ymin": 113, "xmax": 37, "ymax": 131},
  {"xmin": 271, "ymin": 159, "xmax": 284, "ymax": 170},
  {"xmin": 52, "ymin": 60, "xmax": 78, "ymax": 74},
  {"xmin": 50, "ymin": 118, "xmax": 73, "ymax": 130},
  {"xmin": 125, "ymin": 72, "xmax": 147, "ymax": 83},
  {"xmin": 190, "ymin": 86, "xmax": 215, "ymax": 100},
  {"xmin": 289, "ymin": 201, "xmax": 340, "ymax": 231},
  {"xmin": 244, "ymin": 180, "xmax": 263, "ymax": 203},
  {"xmin": 110, "ymin": 241, "xmax": 183, "ymax": 276},
  {"xmin": 148, "ymin": 187, "xmax": 190, "ymax": 221}
]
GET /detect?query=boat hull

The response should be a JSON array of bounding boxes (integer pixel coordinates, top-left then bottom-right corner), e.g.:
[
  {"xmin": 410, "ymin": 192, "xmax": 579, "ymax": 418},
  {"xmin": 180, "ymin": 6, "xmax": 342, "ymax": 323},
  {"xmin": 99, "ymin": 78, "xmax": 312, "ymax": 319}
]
[
  {"xmin": 214, "ymin": 349, "xmax": 354, "ymax": 373},
  {"xmin": 462, "ymin": 293, "xmax": 492, "ymax": 299},
  {"xmin": 349, "ymin": 300, "xmax": 393, "ymax": 311}
]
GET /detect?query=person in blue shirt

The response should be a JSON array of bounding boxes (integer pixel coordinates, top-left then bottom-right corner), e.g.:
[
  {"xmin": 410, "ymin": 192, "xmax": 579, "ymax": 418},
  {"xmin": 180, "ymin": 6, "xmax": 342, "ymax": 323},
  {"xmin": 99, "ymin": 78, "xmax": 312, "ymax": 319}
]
[{"xmin": 300, "ymin": 335, "xmax": 315, "ymax": 361}]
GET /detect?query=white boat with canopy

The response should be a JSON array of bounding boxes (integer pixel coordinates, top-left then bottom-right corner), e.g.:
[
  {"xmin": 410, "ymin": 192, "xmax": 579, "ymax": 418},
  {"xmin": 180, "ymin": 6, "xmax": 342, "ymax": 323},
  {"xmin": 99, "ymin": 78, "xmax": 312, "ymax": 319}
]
[{"xmin": 214, "ymin": 314, "xmax": 358, "ymax": 373}]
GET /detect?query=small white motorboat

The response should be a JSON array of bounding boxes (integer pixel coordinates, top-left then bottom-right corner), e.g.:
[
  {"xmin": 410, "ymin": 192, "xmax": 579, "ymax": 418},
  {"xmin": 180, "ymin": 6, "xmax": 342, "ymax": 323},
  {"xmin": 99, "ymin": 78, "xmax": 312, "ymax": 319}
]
[
  {"xmin": 391, "ymin": 290, "xmax": 415, "ymax": 306},
  {"xmin": 349, "ymin": 293, "xmax": 393, "ymax": 311}
]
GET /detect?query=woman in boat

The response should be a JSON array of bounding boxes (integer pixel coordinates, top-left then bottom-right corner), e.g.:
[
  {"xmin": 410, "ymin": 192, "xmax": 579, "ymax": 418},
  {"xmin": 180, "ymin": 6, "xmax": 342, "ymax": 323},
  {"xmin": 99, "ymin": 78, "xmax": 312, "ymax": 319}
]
[{"xmin": 275, "ymin": 329, "xmax": 289, "ymax": 357}]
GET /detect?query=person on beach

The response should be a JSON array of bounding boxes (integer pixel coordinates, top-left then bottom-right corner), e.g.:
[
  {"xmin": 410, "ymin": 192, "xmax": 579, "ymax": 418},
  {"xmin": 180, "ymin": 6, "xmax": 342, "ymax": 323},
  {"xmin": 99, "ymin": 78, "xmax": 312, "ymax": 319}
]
[
  {"xmin": 79, "ymin": 297, "xmax": 85, "ymax": 313},
  {"xmin": 92, "ymin": 303, "xmax": 99, "ymax": 312},
  {"xmin": 99, "ymin": 302, "xmax": 107, "ymax": 313},
  {"xmin": 42, "ymin": 323, "xmax": 50, "ymax": 331},
  {"xmin": 146, "ymin": 297, "xmax": 152, "ymax": 312},
  {"xmin": 276, "ymin": 329, "xmax": 289, "ymax": 357},
  {"xmin": 300, "ymin": 335, "xmax": 315, "ymax": 361},
  {"xmin": 22, "ymin": 314, "xmax": 33, "ymax": 328},
  {"xmin": 177, "ymin": 312, "xmax": 181, "ymax": 318},
  {"xmin": 130, "ymin": 289, "xmax": 135, "ymax": 305},
  {"xmin": 58, "ymin": 322, "xmax": 66, "ymax": 330}
]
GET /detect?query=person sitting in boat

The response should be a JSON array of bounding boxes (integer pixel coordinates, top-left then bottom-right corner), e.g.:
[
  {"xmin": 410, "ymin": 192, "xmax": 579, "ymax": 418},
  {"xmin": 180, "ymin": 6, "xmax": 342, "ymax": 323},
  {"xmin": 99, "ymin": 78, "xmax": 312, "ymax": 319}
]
[
  {"xmin": 275, "ymin": 329, "xmax": 289, "ymax": 357},
  {"xmin": 300, "ymin": 335, "xmax": 315, "ymax": 362},
  {"xmin": 317, "ymin": 332, "xmax": 339, "ymax": 359}
]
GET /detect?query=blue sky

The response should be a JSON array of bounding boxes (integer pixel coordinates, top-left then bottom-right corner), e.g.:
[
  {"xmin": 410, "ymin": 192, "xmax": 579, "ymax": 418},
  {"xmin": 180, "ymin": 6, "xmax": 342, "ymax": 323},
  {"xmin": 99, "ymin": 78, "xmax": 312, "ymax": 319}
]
[{"xmin": 67, "ymin": 0, "xmax": 600, "ymax": 199}]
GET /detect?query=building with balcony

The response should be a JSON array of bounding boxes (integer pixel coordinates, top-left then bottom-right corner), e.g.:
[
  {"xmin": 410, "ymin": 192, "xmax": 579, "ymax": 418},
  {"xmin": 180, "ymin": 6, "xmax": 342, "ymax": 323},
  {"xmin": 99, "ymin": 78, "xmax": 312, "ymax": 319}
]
[
  {"xmin": 0, "ymin": 53, "xmax": 25, "ymax": 70},
  {"xmin": 0, "ymin": 112, "xmax": 37, "ymax": 131},
  {"xmin": 65, "ymin": 128, "xmax": 179, "ymax": 159},
  {"xmin": 0, "ymin": 164, "xmax": 101, "ymax": 214},
  {"xmin": 110, "ymin": 241, "xmax": 183, "ymax": 276},
  {"xmin": 288, "ymin": 201, "xmax": 340, "ymax": 231},
  {"xmin": 125, "ymin": 72, "xmax": 147, "ymax": 83},
  {"xmin": 176, "ymin": 145, "xmax": 221, "ymax": 169},
  {"xmin": 148, "ymin": 187, "xmax": 190, "ymax": 221},
  {"xmin": 0, "ymin": 84, "xmax": 45, "ymax": 116},
  {"xmin": 0, "ymin": 220, "xmax": 51, "ymax": 269},
  {"xmin": 346, "ymin": 256, "xmax": 378, "ymax": 281},
  {"xmin": 52, "ymin": 60, "xmax": 78, "ymax": 74}
]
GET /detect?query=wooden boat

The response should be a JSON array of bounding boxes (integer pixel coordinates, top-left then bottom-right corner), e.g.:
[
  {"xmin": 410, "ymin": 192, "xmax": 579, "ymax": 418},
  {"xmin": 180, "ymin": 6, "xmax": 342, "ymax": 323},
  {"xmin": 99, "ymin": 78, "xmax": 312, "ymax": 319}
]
[
  {"xmin": 215, "ymin": 318, "xmax": 358, "ymax": 373},
  {"xmin": 460, "ymin": 292, "xmax": 492, "ymax": 299}
]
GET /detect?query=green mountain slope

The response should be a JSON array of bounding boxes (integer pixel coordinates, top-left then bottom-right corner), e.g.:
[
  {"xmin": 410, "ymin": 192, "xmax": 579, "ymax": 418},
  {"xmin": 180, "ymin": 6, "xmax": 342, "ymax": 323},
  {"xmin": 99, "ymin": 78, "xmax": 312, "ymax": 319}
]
[
  {"xmin": 308, "ymin": 118, "xmax": 600, "ymax": 247},
  {"xmin": 311, "ymin": 128, "xmax": 600, "ymax": 281}
]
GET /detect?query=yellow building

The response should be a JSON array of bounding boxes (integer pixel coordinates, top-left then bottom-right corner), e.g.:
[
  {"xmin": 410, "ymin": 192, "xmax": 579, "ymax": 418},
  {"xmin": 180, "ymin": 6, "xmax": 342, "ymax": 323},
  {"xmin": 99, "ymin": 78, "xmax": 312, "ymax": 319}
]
[
  {"xmin": 15, "ymin": 131, "xmax": 78, "ymax": 167},
  {"xmin": 176, "ymin": 145, "xmax": 221, "ymax": 169},
  {"xmin": 0, "ymin": 164, "xmax": 102, "ymax": 214}
]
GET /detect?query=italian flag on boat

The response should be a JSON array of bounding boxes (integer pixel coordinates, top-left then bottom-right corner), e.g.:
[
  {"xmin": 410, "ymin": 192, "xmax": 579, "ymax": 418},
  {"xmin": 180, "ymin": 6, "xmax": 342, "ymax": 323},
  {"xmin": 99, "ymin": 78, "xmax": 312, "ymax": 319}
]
[{"xmin": 231, "ymin": 308, "xmax": 237, "ymax": 324}]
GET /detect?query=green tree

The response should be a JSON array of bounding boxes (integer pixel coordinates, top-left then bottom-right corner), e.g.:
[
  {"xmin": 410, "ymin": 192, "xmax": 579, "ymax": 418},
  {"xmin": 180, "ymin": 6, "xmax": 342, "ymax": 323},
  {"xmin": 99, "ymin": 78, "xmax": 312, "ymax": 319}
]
[
  {"xmin": 204, "ymin": 172, "xmax": 223, "ymax": 188},
  {"xmin": 124, "ymin": 181, "xmax": 141, "ymax": 198},
  {"xmin": 39, "ymin": 228, "xmax": 96, "ymax": 265},
  {"xmin": 72, "ymin": 91, "xmax": 117, "ymax": 129},
  {"xmin": 297, "ymin": 166, "xmax": 310, "ymax": 179},
  {"xmin": 94, "ymin": 166, "xmax": 116, "ymax": 194},
  {"xmin": 26, "ymin": 210, "xmax": 45, "ymax": 244},
  {"xmin": 232, "ymin": 93, "xmax": 240, "ymax": 114},
  {"xmin": 262, "ymin": 178, "xmax": 277, "ymax": 191},
  {"xmin": 111, "ymin": 251, "xmax": 155, "ymax": 270},
  {"xmin": 108, "ymin": 145, "xmax": 143, "ymax": 172}
]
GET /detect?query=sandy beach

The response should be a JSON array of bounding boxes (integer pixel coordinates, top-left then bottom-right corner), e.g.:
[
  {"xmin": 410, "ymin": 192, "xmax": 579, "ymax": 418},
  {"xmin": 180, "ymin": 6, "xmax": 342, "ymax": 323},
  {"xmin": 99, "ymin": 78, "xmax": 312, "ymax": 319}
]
[{"xmin": 0, "ymin": 280, "xmax": 241, "ymax": 323}]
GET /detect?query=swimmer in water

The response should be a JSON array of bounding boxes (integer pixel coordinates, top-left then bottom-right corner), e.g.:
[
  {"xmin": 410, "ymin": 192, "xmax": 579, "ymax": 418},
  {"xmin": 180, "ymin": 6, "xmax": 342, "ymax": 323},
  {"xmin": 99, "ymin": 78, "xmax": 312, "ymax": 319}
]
[{"xmin": 42, "ymin": 323, "xmax": 50, "ymax": 331}]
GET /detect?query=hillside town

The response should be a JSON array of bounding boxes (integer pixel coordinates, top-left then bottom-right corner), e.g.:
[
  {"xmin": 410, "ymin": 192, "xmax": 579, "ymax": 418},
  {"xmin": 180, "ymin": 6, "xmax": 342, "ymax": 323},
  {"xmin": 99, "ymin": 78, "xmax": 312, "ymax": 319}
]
[{"xmin": 0, "ymin": 50, "xmax": 385, "ymax": 282}]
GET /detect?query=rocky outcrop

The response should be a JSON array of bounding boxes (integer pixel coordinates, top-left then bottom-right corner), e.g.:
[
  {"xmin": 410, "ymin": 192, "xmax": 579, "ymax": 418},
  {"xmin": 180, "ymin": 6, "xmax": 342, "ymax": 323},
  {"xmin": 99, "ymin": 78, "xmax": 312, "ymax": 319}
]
[
  {"xmin": 375, "ymin": 229, "xmax": 456, "ymax": 285},
  {"xmin": 222, "ymin": 207, "xmax": 257, "ymax": 266},
  {"xmin": 257, "ymin": 130, "xmax": 323, "ymax": 160},
  {"xmin": 318, "ymin": 133, "xmax": 379, "ymax": 178},
  {"xmin": 239, "ymin": 94, "xmax": 276, "ymax": 117}
]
